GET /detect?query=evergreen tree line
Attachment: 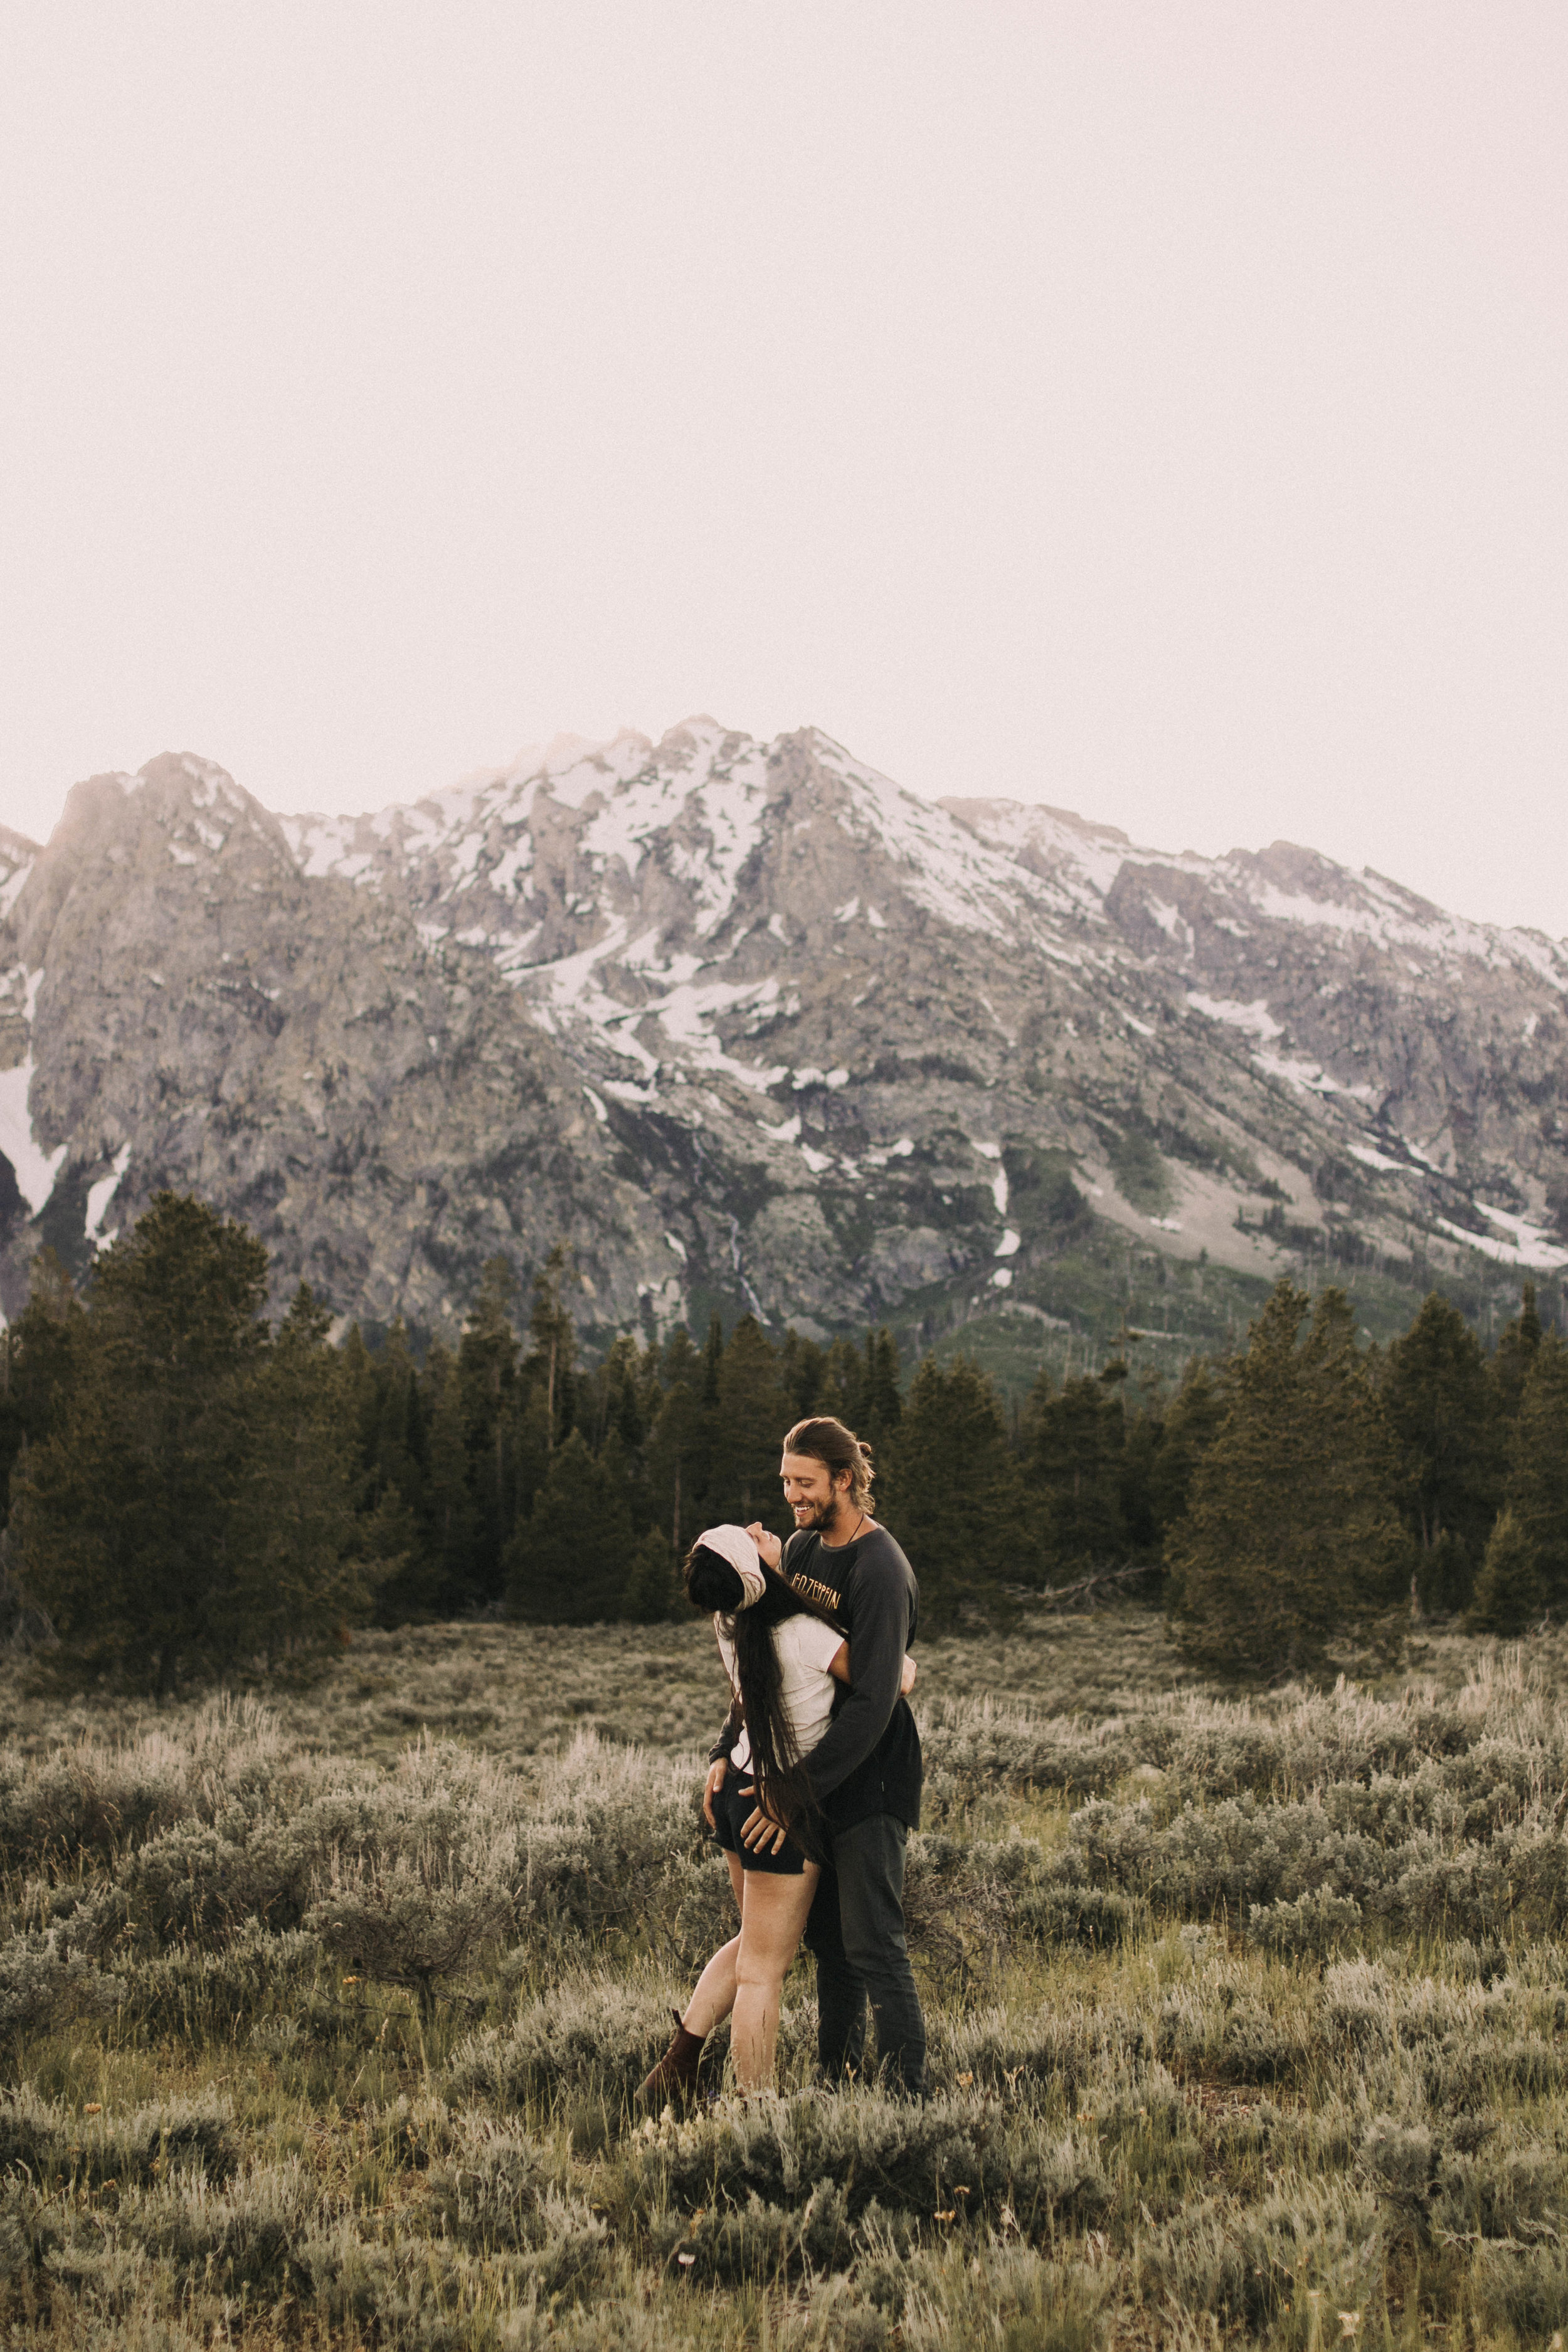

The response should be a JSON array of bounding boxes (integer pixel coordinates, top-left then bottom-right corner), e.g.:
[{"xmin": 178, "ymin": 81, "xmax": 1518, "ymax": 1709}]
[
  {"xmin": 1164, "ymin": 1274, "xmax": 1568, "ymax": 1676},
  {"xmin": 0, "ymin": 1191, "xmax": 1563, "ymax": 1687}
]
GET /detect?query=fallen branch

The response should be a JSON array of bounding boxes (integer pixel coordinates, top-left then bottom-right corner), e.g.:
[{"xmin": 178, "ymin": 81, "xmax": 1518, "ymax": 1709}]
[{"xmin": 1007, "ymin": 1561, "xmax": 1164, "ymax": 1613}]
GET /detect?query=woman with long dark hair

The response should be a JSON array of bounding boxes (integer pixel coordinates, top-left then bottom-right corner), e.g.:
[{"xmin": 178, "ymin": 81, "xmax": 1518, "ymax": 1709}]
[{"xmin": 637, "ymin": 1522, "xmax": 914, "ymax": 2102}]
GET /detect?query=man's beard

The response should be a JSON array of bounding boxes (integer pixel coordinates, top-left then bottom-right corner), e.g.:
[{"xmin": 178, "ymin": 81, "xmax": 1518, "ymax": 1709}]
[{"xmin": 793, "ymin": 1496, "xmax": 834, "ymax": 1528}]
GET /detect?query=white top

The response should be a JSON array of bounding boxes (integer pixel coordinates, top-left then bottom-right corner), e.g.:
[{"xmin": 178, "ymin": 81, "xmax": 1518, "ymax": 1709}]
[{"xmin": 714, "ymin": 1611, "xmax": 843, "ymax": 1772}]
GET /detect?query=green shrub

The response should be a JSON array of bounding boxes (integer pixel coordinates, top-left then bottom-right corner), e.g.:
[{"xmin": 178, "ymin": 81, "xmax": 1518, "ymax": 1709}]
[
  {"xmin": 627, "ymin": 2086, "xmax": 1110, "ymax": 2238},
  {"xmin": 448, "ymin": 1968, "xmax": 692, "ymax": 2107},
  {"xmin": 426, "ymin": 2117, "xmax": 607, "ymax": 2285},
  {"xmin": 0, "ymin": 1930, "xmax": 118, "ymax": 2040},
  {"xmin": 307, "ymin": 1835, "xmax": 519, "ymax": 2016},
  {"xmin": 0, "ymin": 2085, "xmax": 238, "ymax": 2188},
  {"xmin": 645, "ymin": 2176, "xmax": 869, "ymax": 2284},
  {"xmin": 1136, "ymin": 2176, "xmax": 1386, "ymax": 2328},
  {"xmin": 114, "ymin": 1923, "xmax": 322, "ymax": 2038}
]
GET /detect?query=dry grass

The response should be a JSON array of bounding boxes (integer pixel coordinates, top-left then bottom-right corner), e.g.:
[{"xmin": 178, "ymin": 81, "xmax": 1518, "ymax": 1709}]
[{"xmin": 1, "ymin": 1606, "xmax": 1566, "ymax": 2347}]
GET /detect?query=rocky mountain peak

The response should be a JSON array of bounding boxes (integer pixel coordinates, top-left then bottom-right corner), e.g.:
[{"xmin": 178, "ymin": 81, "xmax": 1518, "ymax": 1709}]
[{"xmin": 3, "ymin": 723, "xmax": 1564, "ymax": 1371}]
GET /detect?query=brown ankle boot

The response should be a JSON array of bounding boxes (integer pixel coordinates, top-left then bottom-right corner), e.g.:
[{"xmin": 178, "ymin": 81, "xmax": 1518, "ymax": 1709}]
[{"xmin": 636, "ymin": 2010, "xmax": 707, "ymax": 2107}]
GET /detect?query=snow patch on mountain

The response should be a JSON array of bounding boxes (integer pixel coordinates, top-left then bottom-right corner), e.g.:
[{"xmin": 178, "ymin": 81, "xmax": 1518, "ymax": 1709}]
[
  {"xmin": 0, "ymin": 1052, "xmax": 65, "ymax": 1214},
  {"xmin": 85, "ymin": 1142, "xmax": 132, "ymax": 1248},
  {"xmin": 1436, "ymin": 1209, "xmax": 1568, "ymax": 1271},
  {"xmin": 1187, "ymin": 994, "xmax": 1284, "ymax": 1041},
  {"xmin": 938, "ymin": 797, "xmax": 1131, "ymax": 911},
  {"xmin": 943, "ymin": 799, "xmax": 1568, "ymax": 987},
  {"xmin": 0, "ymin": 844, "xmax": 38, "ymax": 922},
  {"xmin": 587, "ymin": 734, "xmax": 774, "ymax": 935},
  {"xmin": 1247, "ymin": 877, "xmax": 1497, "ymax": 963},
  {"xmin": 1253, "ymin": 1051, "xmax": 1375, "ymax": 1102},
  {"xmin": 831, "ymin": 748, "xmax": 1034, "ymax": 940},
  {"xmin": 280, "ymin": 813, "xmax": 361, "ymax": 880}
]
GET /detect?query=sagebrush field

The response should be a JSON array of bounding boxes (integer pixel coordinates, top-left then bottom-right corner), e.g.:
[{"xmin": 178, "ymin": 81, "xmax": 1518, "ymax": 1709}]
[{"xmin": 4, "ymin": 1608, "xmax": 1568, "ymax": 2348}]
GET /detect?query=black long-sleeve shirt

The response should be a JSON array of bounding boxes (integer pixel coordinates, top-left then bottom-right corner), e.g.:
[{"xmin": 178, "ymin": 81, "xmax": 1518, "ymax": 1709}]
[{"xmin": 708, "ymin": 1522, "xmax": 921, "ymax": 1831}]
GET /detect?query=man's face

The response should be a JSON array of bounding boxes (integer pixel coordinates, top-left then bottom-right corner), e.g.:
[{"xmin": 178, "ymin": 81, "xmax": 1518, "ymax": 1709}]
[{"xmin": 780, "ymin": 1451, "xmax": 848, "ymax": 1528}]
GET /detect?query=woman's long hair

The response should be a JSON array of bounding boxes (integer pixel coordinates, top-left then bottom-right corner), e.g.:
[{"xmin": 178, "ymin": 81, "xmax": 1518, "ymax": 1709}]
[{"xmin": 684, "ymin": 1543, "xmax": 844, "ymax": 1862}]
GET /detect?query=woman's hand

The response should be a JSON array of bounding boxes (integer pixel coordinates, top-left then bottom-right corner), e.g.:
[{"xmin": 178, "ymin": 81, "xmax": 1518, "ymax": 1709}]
[
  {"xmin": 746, "ymin": 1523, "xmax": 783, "ymax": 1572},
  {"xmin": 900, "ymin": 1655, "xmax": 918, "ymax": 1696},
  {"xmin": 738, "ymin": 1786, "xmax": 790, "ymax": 1855},
  {"xmin": 702, "ymin": 1760, "xmax": 728, "ymax": 1828}
]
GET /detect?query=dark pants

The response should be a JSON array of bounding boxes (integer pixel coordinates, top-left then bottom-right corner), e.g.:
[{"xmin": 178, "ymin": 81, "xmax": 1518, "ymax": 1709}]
[{"xmin": 802, "ymin": 1813, "xmax": 926, "ymax": 2095}]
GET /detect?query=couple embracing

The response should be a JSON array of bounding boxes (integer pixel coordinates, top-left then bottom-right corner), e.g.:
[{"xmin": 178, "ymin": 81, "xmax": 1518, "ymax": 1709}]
[{"xmin": 640, "ymin": 1415, "xmax": 926, "ymax": 2106}]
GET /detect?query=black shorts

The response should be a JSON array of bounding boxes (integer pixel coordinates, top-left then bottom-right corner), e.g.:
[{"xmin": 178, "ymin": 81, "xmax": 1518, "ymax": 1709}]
[{"xmin": 711, "ymin": 1764, "xmax": 813, "ymax": 1877}]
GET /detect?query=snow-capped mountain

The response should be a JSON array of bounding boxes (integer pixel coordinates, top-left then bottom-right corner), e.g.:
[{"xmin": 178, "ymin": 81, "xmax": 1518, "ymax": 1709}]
[{"xmin": 2, "ymin": 721, "xmax": 1564, "ymax": 1353}]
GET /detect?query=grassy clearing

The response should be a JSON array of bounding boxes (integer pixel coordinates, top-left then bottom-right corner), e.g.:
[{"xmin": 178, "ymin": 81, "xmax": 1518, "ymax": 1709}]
[{"xmin": 2, "ymin": 1607, "xmax": 1568, "ymax": 2346}]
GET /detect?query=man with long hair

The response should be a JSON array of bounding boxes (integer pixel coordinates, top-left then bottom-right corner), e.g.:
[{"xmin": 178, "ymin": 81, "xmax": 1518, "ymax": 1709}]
[{"xmin": 704, "ymin": 1413, "xmax": 925, "ymax": 2094}]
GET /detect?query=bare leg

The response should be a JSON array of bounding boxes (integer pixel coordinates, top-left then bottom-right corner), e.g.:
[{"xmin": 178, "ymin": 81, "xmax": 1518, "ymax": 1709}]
[
  {"xmin": 681, "ymin": 1853, "xmax": 746, "ymax": 2037},
  {"xmin": 731, "ymin": 1862, "xmax": 820, "ymax": 2091}
]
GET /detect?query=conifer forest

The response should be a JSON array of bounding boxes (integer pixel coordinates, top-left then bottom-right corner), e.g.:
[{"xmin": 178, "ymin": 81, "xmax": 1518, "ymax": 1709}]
[{"xmin": 4, "ymin": 1197, "xmax": 1568, "ymax": 2346}]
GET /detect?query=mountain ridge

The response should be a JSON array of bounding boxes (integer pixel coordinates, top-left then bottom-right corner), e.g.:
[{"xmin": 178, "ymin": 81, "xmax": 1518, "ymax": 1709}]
[{"xmin": 2, "ymin": 722, "xmax": 1564, "ymax": 1370}]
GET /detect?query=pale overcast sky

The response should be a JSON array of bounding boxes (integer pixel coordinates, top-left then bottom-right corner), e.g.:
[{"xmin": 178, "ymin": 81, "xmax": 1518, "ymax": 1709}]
[{"xmin": 2, "ymin": 5, "xmax": 1565, "ymax": 933}]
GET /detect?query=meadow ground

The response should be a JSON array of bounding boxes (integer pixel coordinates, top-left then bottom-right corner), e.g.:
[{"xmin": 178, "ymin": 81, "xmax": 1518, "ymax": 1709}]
[{"xmin": 3, "ymin": 1606, "xmax": 1568, "ymax": 2348}]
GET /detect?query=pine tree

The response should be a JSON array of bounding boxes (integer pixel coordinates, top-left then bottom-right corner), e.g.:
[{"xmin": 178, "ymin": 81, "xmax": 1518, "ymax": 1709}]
[
  {"xmin": 1382, "ymin": 1291, "xmax": 1505, "ymax": 1613},
  {"xmin": 1118, "ymin": 1364, "xmax": 1165, "ymax": 1553},
  {"xmin": 592, "ymin": 1333, "xmax": 646, "ymax": 1448},
  {"xmin": 1467, "ymin": 1506, "xmax": 1544, "ymax": 1634},
  {"xmin": 596, "ymin": 1428, "xmax": 638, "ymax": 1542},
  {"xmin": 344, "ymin": 1318, "xmax": 440, "ymax": 1619},
  {"xmin": 228, "ymin": 1284, "xmax": 384, "ymax": 1655},
  {"xmin": 817, "ymin": 1337, "xmax": 867, "ymax": 1429},
  {"xmin": 1167, "ymin": 1283, "xmax": 1410, "ymax": 1680},
  {"xmin": 701, "ymin": 1313, "xmax": 724, "ymax": 1409},
  {"xmin": 624, "ymin": 1340, "xmax": 659, "ymax": 1451},
  {"xmin": 527, "ymin": 1244, "xmax": 580, "ymax": 1445},
  {"xmin": 418, "ymin": 1343, "xmax": 480, "ymax": 1611},
  {"xmin": 881, "ymin": 1353, "xmax": 1029, "ymax": 1629},
  {"xmin": 1492, "ymin": 1333, "xmax": 1568, "ymax": 1611},
  {"xmin": 373, "ymin": 1320, "xmax": 430, "ymax": 1511},
  {"xmin": 1148, "ymin": 1355, "xmax": 1226, "ymax": 1541},
  {"xmin": 778, "ymin": 1327, "xmax": 830, "ymax": 1421},
  {"xmin": 647, "ymin": 1375, "xmax": 705, "ymax": 1554},
  {"xmin": 711, "ymin": 1315, "xmax": 790, "ymax": 1525},
  {"xmin": 0, "ymin": 1250, "xmax": 82, "ymax": 1531},
  {"xmin": 458, "ymin": 1257, "xmax": 522, "ymax": 1599},
  {"xmin": 1023, "ymin": 1367, "xmax": 1126, "ymax": 1577},
  {"xmin": 647, "ymin": 1324, "xmax": 709, "ymax": 1548},
  {"xmin": 862, "ymin": 1328, "xmax": 904, "ymax": 1455},
  {"xmin": 593, "ymin": 1337, "xmax": 649, "ymax": 1525},
  {"xmin": 504, "ymin": 1430, "xmax": 633, "ymax": 1623},
  {"xmin": 662, "ymin": 1325, "xmax": 703, "ymax": 1393},
  {"xmin": 512, "ymin": 1385, "xmax": 553, "ymax": 1528},
  {"xmin": 11, "ymin": 1195, "xmax": 273, "ymax": 1687},
  {"xmin": 623, "ymin": 1527, "xmax": 681, "ymax": 1623},
  {"xmin": 1493, "ymin": 1281, "xmax": 1544, "ymax": 1424},
  {"xmin": 338, "ymin": 1324, "xmax": 381, "ymax": 1481}
]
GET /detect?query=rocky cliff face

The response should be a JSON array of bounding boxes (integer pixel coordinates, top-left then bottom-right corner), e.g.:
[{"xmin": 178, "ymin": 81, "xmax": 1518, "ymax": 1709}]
[{"xmin": 3, "ymin": 721, "xmax": 1564, "ymax": 1357}]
